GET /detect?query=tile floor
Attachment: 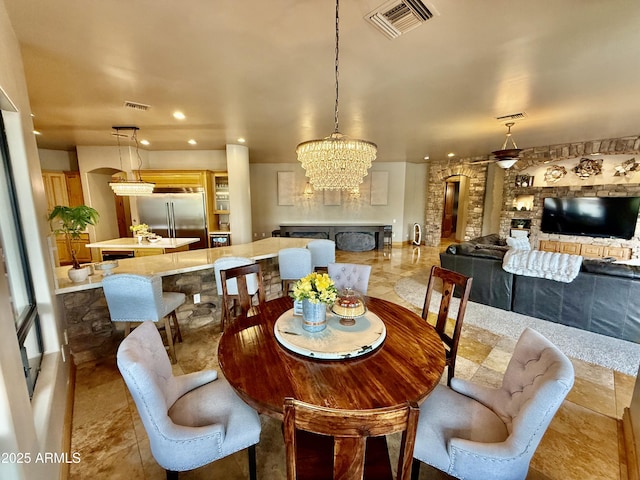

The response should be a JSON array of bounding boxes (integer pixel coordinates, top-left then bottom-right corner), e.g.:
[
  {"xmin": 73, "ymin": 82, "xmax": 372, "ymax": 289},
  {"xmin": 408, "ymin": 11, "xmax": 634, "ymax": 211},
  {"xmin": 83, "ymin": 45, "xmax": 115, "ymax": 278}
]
[{"xmin": 70, "ymin": 243, "xmax": 633, "ymax": 479}]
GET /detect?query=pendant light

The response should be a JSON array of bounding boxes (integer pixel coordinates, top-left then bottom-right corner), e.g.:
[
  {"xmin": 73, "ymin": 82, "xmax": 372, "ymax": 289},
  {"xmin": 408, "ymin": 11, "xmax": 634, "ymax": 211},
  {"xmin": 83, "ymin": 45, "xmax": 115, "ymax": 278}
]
[
  {"xmin": 109, "ymin": 126, "xmax": 155, "ymax": 196},
  {"xmin": 492, "ymin": 122, "xmax": 522, "ymax": 169},
  {"xmin": 296, "ymin": 0, "xmax": 377, "ymax": 190}
]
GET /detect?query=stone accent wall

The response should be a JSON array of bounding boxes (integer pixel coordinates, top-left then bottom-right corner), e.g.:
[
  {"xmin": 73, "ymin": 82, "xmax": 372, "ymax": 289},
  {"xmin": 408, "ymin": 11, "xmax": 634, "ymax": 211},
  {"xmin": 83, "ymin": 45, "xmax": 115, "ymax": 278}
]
[
  {"xmin": 423, "ymin": 133, "xmax": 640, "ymax": 249},
  {"xmin": 424, "ymin": 158, "xmax": 488, "ymax": 246},
  {"xmin": 63, "ymin": 257, "xmax": 283, "ymax": 364},
  {"xmin": 501, "ymin": 183, "xmax": 640, "ymax": 257}
]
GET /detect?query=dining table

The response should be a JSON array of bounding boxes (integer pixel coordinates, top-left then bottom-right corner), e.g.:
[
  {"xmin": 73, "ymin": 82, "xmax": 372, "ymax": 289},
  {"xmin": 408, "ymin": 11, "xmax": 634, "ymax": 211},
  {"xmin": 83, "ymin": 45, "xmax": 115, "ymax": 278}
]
[
  {"xmin": 218, "ymin": 295, "xmax": 446, "ymax": 417},
  {"xmin": 218, "ymin": 295, "xmax": 446, "ymax": 477}
]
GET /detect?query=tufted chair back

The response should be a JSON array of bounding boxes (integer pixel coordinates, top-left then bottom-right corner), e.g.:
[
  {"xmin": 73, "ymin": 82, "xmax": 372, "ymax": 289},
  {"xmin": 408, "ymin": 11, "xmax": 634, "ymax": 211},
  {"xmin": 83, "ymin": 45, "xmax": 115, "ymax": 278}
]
[
  {"xmin": 412, "ymin": 327, "xmax": 574, "ymax": 480},
  {"xmin": 118, "ymin": 321, "xmax": 261, "ymax": 478},
  {"xmin": 327, "ymin": 262, "xmax": 372, "ymax": 295}
]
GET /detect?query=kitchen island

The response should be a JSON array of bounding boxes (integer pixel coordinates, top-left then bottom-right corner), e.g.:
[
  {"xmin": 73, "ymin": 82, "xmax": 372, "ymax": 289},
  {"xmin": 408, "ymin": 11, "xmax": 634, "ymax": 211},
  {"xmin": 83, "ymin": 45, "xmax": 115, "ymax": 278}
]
[
  {"xmin": 57, "ymin": 237, "xmax": 313, "ymax": 363},
  {"xmin": 86, "ymin": 237, "xmax": 199, "ymax": 260}
]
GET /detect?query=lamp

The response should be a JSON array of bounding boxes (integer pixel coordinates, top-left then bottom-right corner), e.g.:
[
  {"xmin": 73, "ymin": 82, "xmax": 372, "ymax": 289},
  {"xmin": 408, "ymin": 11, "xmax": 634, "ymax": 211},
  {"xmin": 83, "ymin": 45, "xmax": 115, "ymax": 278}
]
[
  {"xmin": 109, "ymin": 126, "xmax": 155, "ymax": 196},
  {"xmin": 303, "ymin": 181, "xmax": 314, "ymax": 198},
  {"xmin": 296, "ymin": 0, "xmax": 377, "ymax": 190},
  {"xmin": 492, "ymin": 122, "xmax": 521, "ymax": 169}
]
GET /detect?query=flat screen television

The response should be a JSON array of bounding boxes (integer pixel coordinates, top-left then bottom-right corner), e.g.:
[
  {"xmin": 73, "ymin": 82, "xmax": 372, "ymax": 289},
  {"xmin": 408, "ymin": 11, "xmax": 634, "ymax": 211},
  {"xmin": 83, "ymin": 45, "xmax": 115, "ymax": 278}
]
[{"xmin": 540, "ymin": 196, "xmax": 640, "ymax": 240}]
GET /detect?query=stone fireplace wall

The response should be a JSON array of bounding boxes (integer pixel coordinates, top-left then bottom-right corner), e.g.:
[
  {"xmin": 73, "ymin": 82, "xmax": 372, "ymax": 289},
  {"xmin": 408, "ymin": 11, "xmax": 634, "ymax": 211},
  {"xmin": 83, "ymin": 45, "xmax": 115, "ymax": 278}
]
[{"xmin": 423, "ymin": 134, "xmax": 640, "ymax": 252}]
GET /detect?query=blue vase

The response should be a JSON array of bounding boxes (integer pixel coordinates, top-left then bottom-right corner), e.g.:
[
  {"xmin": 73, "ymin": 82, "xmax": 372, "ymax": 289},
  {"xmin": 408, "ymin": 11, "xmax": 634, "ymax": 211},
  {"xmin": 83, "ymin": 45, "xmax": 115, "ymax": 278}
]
[{"xmin": 301, "ymin": 299, "xmax": 327, "ymax": 332}]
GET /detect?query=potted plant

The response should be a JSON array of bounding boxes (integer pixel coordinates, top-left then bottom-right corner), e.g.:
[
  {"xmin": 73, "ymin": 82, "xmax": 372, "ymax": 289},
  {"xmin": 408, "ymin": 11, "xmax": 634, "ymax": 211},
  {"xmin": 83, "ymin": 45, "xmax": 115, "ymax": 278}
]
[
  {"xmin": 48, "ymin": 205, "xmax": 99, "ymax": 282},
  {"xmin": 290, "ymin": 272, "xmax": 338, "ymax": 332}
]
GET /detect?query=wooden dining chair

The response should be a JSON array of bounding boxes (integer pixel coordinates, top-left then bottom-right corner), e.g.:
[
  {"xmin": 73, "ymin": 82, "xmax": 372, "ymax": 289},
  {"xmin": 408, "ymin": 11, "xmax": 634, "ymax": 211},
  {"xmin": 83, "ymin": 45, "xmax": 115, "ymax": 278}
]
[
  {"xmin": 421, "ymin": 265, "xmax": 473, "ymax": 386},
  {"xmin": 220, "ymin": 263, "xmax": 266, "ymax": 330},
  {"xmin": 284, "ymin": 398, "xmax": 419, "ymax": 480}
]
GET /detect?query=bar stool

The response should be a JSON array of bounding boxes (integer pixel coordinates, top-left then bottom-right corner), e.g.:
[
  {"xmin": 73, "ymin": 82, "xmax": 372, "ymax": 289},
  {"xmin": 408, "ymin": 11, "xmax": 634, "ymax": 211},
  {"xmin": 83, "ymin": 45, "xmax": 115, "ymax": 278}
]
[
  {"xmin": 102, "ymin": 273, "xmax": 184, "ymax": 363},
  {"xmin": 306, "ymin": 239, "xmax": 335, "ymax": 272},
  {"xmin": 278, "ymin": 248, "xmax": 313, "ymax": 295}
]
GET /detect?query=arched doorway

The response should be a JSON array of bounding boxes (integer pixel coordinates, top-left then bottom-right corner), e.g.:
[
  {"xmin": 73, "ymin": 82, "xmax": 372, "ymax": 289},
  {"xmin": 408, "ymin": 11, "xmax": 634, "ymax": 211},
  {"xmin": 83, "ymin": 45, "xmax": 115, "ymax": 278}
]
[
  {"xmin": 441, "ymin": 179, "xmax": 459, "ymax": 239},
  {"xmin": 440, "ymin": 175, "xmax": 470, "ymax": 242}
]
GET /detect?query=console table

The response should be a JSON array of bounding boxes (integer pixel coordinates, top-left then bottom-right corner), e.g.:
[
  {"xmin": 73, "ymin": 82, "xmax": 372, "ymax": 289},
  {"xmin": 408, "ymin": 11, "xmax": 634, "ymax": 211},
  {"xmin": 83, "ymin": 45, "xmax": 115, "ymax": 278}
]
[{"xmin": 279, "ymin": 224, "xmax": 391, "ymax": 251}]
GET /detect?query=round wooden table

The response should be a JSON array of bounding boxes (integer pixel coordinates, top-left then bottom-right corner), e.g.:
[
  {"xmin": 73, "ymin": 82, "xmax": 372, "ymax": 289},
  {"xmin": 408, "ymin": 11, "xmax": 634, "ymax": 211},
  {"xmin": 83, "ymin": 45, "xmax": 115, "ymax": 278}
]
[{"xmin": 218, "ymin": 296, "xmax": 446, "ymax": 420}]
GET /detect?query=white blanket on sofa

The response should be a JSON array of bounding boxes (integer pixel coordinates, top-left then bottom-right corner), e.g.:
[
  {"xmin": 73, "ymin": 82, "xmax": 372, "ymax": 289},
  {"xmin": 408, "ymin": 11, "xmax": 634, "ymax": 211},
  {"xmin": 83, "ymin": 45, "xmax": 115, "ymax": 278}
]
[{"xmin": 502, "ymin": 249, "xmax": 583, "ymax": 283}]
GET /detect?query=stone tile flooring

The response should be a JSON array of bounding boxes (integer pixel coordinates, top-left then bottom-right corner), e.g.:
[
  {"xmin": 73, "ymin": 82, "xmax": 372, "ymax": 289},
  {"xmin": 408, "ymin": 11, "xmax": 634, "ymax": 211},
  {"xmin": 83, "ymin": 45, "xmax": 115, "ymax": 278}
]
[{"xmin": 70, "ymin": 243, "xmax": 632, "ymax": 479}]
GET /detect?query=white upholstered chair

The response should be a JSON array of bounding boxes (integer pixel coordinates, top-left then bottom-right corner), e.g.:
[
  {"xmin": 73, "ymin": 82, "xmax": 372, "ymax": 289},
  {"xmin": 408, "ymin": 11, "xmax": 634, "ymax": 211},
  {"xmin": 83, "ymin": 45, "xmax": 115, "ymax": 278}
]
[
  {"xmin": 306, "ymin": 239, "xmax": 336, "ymax": 271},
  {"xmin": 278, "ymin": 247, "xmax": 313, "ymax": 294},
  {"xmin": 102, "ymin": 273, "xmax": 184, "ymax": 363},
  {"xmin": 117, "ymin": 321, "xmax": 261, "ymax": 480},
  {"xmin": 411, "ymin": 327, "xmax": 574, "ymax": 480},
  {"xmin": 327, "ymin": 262, "xmax": 372, "ymax": 295}
]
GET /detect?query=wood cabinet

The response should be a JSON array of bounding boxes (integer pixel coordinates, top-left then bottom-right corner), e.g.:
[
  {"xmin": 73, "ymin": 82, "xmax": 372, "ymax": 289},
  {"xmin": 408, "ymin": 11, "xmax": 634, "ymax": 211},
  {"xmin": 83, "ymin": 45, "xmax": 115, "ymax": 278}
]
[
  {"xmin": 580, "ymin": 244, "xmax": 604, "ymax": 258},
  {"xmin": 42, "ymin": 171, "xmax": 69, "ymax": 213},
  {"xmin": 43, "ymin": 170, "xmax": 89, "ymax": 266},
  {"xmin": 56, "ymin": 233, "xmax": 91, "ymax": 266},
  {"xmin": 559, "ymin": 242, "xmax": 581, "ymax": 255},
  {"xmin": 538, "ymin": 240, "xmax": 632, "ymax": 260},
  {"xmin": 538, "ymin": 240, "xmax": 559, "ymax": 252},
  {"xmin": 603, "ymin": 246, "xmax": 632, "ymax": 260}
]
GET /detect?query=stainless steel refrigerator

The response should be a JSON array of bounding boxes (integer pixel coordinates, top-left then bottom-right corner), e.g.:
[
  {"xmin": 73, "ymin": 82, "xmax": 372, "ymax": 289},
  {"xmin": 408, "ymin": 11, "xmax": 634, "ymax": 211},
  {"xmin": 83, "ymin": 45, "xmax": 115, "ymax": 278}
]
[{"xmin": 137, "ymin": 188, "xmax": 208, "ymax": 249}]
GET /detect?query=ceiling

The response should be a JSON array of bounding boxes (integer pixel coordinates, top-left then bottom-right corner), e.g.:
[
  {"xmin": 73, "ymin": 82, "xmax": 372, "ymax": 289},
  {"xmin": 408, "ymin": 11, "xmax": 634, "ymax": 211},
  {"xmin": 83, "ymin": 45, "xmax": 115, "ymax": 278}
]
[{"xmin": 5, "ymin": 0, "xmax": 640, "ymax": 164}]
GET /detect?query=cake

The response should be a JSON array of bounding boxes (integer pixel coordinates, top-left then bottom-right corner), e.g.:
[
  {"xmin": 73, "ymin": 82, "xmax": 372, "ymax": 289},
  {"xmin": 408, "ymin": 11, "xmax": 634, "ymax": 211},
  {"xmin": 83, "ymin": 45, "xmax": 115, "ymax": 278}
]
[{"xmin": 332, "ymin": 294, "xmax": 366, "ymax": 317}]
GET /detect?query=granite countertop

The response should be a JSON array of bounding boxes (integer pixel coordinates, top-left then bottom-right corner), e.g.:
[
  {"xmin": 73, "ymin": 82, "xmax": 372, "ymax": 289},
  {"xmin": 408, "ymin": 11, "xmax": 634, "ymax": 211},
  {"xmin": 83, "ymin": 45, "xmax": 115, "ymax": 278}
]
[
  {"xmin": 55, "ymin": 237, "xmax": 311, "ymax": 294},
  {"xmin": 86, "ymin": 237, "xmax": 199, "ymax": 249}
]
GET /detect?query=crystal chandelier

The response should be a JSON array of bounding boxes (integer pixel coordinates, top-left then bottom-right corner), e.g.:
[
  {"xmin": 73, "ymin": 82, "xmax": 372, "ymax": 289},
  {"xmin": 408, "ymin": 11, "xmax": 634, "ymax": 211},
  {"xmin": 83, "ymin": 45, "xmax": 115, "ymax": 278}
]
[
  {"xmin": 492, "ymin": 122, "xmax": 522, "ymax": 169},
  {"xmin": 296, "ymin": 0, "xmax": 377, "ymax": 190},
  {"xmin": 109, "ymin": 126, "xmax": 155, "ymax": 196}
]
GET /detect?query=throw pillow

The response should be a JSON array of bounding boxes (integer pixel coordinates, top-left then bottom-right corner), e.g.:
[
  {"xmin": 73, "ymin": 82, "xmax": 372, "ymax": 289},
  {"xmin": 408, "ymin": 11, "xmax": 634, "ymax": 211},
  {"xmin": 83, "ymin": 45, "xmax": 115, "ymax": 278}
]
[{"xmin": 506, "ymin": 236, "xmax": 531, "ymax": 250}]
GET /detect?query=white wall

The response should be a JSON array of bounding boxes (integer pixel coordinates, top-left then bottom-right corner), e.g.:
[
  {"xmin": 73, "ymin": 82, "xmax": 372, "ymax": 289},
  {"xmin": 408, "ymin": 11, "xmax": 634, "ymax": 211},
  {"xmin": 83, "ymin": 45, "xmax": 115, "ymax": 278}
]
[
  {"xmin": 0, "ymin": 1, "xmax": 70, "ymax": 477},
  {"xmin": 402, "ymin": 163, "xmax": 426, "ymax": 243},
  {"xmin": 249, "ymin": 162, "xmax": 415, "ymax": 242},
  {"xmin": 38, "ymin": 148, "xmax": 77, "ymax": 171}
]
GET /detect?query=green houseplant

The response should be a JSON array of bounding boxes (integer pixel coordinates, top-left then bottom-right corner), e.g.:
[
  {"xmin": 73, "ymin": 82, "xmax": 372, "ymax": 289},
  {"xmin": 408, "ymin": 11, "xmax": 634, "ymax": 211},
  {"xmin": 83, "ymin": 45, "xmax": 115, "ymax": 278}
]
[{"xmin": 48, "ymin": 205, "xmax": 99, "ymax": 274}]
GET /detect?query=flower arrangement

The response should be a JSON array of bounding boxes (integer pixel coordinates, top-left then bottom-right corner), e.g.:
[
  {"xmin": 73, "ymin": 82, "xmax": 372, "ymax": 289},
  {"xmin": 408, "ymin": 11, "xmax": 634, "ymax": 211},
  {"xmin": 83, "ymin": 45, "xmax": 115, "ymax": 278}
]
[
  {"xmin": 130, "ymin": 223, "xmax": 150, "ymax": 236},
  {"xmin": 291, "ymin": 272, "xmax": 338, "ymax": 304}
]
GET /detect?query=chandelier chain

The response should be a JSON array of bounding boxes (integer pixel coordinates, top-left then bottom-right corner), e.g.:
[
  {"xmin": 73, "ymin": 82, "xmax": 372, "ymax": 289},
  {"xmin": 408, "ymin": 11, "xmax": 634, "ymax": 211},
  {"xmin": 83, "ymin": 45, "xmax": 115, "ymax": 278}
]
[
  {"xmin": 334, "ymin": 0, "xmax": 340, "ymax": 133},
  {"xmin": 295, "ymin": 0, "xmax": 377, "ymax": 190}
]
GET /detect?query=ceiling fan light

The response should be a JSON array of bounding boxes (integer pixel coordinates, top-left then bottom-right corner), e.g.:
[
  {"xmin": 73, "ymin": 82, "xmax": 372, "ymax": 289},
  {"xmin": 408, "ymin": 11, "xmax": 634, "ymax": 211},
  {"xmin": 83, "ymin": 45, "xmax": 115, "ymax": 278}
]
[{"xmin": 495, "ymin": 158, "xmax": 518, "ymax": 169}]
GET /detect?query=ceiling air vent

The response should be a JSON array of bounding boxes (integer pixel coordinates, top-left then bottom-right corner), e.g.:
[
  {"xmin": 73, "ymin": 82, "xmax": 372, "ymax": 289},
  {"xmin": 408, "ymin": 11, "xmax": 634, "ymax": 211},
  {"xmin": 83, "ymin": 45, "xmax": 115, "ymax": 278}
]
[
  {"xmin": 496, "ymin": 112, "xmax": 527, "ymax": 121},
  {"xmin": 366, "ymin": 0, "xmax": 438, "ymax": 39},
  {"xmin": 123, "ymin": 101, "xmax": 150, "ymax": 112}
]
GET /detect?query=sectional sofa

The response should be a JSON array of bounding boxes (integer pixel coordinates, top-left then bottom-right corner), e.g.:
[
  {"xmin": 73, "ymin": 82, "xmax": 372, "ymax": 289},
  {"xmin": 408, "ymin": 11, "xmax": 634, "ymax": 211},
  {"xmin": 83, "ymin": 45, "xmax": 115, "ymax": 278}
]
[{"xmin": 440, "ymin": 235, "xmax": 640, "ymax": 343}]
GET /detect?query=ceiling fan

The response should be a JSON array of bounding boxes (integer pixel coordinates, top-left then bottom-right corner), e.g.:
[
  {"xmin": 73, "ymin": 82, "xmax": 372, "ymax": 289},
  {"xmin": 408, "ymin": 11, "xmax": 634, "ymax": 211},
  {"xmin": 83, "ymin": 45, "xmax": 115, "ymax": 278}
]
[{"xmin": 465, "ymin": 122, "xmax": 523, "ymax": 169}]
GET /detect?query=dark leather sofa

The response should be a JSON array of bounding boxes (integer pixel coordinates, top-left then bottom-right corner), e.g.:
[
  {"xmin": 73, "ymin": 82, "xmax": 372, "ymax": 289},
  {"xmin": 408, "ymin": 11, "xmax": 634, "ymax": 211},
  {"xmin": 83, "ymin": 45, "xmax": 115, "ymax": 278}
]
[{"xmin": 440, "ymin": 235, "xmax": 640, "ymax": 343}]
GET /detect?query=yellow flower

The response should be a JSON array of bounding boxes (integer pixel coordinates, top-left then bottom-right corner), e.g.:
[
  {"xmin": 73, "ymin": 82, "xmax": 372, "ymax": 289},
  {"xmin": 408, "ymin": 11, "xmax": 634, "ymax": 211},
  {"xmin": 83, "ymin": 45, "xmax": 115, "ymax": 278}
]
[{"xmin": 290, "ymin": 272, "xmax": 338, "ymax": 304}]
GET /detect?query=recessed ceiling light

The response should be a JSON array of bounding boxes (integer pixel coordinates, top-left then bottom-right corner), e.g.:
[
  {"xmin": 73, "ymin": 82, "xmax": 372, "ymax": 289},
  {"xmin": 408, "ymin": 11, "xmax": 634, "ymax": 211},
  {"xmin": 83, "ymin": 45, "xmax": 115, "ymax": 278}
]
[
  {"xmin": 423, "ymin": 156, "xmax": 429, "ymax": 160},
  {"xmin": 447, "ymin": 153, "xmax": 455, "ymax": 157},
  {"xmin": 33, "ymin": 130, "xmax": 41, "ymax": 135},
  {"xmin": 173, "ymin": 111, "xmax": 186, "ymax": 120},
  {"xmin": 140, "ymin": 139, "xmax": 150, "ymax": 146},
  {"xmin": 188, "ymin": 139, "xmax": 197, "ymax": 145},
  {"xmin": 237, "ymin": 138, "xmax": 246, "ymax": 143}
]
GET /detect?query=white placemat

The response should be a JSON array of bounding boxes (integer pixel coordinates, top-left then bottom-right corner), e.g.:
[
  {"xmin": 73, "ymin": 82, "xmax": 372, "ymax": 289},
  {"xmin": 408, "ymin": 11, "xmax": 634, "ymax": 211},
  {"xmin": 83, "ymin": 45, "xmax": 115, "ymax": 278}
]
[{"xmin": 274, "ymin": 309, "xmax": 386, "ymax": 360}]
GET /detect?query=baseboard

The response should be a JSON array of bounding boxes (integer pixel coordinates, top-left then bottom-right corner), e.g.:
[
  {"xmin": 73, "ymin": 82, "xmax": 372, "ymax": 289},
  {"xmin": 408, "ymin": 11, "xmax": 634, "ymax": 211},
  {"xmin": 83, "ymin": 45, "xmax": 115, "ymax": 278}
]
[
  {"xmin": 623, "ymin": 407, "xmax": 639, "ymax": 480},
  {"xmin": 60, "ymin": 356, "xmax": 76, "ymax": 480}
]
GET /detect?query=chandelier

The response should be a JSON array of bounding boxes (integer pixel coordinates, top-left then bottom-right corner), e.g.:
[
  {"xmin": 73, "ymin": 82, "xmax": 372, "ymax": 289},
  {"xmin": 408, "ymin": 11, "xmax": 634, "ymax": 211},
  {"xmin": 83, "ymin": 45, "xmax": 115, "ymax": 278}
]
[
  {"xmin": 109, "ymin": 126, "xmax": 155, "ymax": 196},
  {"xmin": 492, "ymin": 122, "xmax": 522, "ymax": 169},
  {"xmin": 296, "ymin": 0, "xmax": 377, "ymax": 190}
]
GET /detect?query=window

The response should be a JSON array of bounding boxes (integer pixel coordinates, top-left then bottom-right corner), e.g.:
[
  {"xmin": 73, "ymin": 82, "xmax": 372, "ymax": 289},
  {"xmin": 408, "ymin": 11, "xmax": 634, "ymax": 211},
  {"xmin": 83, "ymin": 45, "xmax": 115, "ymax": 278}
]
[{"xmin": 0, "ymin": 112, "xmax": 43, "ymax": 398}]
